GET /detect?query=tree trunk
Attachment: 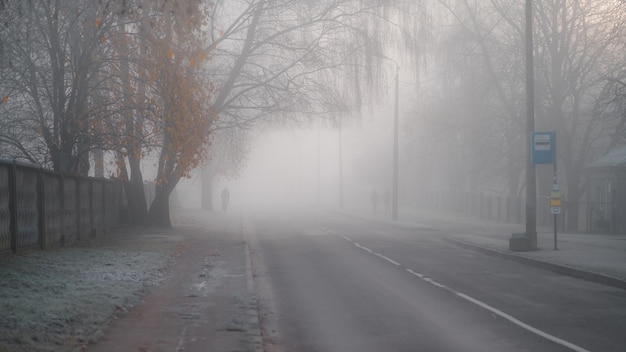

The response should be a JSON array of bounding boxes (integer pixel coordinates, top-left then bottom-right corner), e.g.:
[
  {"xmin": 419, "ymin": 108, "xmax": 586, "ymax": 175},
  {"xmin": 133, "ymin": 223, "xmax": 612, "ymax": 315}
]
[
  {"xmin": 148, "ymin": 179, "xmax": 178, "ymax": 228},
  {"xmin": 77, "ymin": 138, "xmax": 90, "ymax": 176},
  {"xmin": 201, "ymin": 167, "xmax": 216, "ymax": 211},
  {"xmin": 94, "ymin": 148, "xmax": 104, "ymax": 178},
  {"xmin": 129, "ymin": 158, "xmax": 148, "ymax": 225},
  {"xmin": 148, "ymin": 188, "xmax": 172, "ymax": 227}
]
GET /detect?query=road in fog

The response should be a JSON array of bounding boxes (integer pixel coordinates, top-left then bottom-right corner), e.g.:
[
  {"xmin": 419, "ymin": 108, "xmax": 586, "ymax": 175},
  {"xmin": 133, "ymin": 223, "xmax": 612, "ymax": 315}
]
[{"xmin": 246, "ymin": 210, "xmax": 626, "ymax": 352}]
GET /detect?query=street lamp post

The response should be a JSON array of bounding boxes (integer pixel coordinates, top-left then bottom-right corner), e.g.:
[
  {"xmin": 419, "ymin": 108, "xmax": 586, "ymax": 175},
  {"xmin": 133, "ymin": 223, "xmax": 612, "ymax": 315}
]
[
  {"xmin": 374, "ymin": 54, "xmax": 400, "ymax": 220},
  {"xmin": 392, "ymin": 65, "xmax": 399, "ymax": 221},
  {"xmin": 317, "ymin": 129, "xmax": 321, "ymax": 206},
  {"xmin": 339, "ymin": 122, "xmax": 344, "ymax": 209}
]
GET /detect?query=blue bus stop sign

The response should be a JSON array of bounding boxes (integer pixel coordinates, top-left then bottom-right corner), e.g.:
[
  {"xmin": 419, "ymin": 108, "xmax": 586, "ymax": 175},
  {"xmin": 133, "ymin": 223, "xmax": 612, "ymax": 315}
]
[{"xmin": 532, "ymin": 132, "xmax": 555, "ymax": 164}]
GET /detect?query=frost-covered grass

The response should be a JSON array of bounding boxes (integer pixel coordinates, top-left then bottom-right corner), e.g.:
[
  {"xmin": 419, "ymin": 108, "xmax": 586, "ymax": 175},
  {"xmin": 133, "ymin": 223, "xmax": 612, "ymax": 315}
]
[{"xmin": 0, "ymin": 226, "xmax": 184, "ymax": 352}]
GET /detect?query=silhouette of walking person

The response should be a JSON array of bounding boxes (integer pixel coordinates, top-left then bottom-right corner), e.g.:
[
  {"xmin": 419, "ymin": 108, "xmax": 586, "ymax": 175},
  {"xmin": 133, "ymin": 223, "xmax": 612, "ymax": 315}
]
[
  {"xmin": 221, "ymin": 187, "xmax": 230, "ymax": 211},
  {"xmin": 383, "ymin": 188, "xmax": 390, "ymax": 213},
  {"xmin": 371, "ymin": 190, "xmax": 379, "ymax": 213}
]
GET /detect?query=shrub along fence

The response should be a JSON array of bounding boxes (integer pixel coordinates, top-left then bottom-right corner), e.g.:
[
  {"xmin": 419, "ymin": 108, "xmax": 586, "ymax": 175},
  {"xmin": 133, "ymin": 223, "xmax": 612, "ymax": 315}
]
[{"xmin": 0, "ymin": 159, "xmax": 122, "ymax": 254}]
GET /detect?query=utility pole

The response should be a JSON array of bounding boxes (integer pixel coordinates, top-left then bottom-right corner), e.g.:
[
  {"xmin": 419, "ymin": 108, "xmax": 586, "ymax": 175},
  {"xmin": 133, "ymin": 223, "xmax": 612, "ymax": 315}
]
[{"xmin": 525, "ymin": 0, "xmax": 537, "ymax": 249}]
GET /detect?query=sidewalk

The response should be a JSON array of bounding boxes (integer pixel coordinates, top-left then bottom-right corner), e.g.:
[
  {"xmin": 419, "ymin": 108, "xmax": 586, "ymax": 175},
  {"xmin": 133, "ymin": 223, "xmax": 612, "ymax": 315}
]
[
  {"xmin": 338, "ymin": 206, "xmax": 626, "ymax": 290},
  {"xmin": 86, "ymin": 209, "xmax": 262, "ymax": 352}
]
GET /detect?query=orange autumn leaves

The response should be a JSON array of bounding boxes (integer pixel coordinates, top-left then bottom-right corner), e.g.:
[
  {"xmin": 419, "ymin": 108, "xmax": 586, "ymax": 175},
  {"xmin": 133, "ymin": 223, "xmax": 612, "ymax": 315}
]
[
  {"xmin": 146, "ymin": 39, "xmax": 215, "ymax": 187},
  {"xmin": 103, "ymin": 0, "xmax": 216, "ymax": 188},
  {"xmin": 157, "ymin": 68, "xmax": 212, "ymax": 185}
]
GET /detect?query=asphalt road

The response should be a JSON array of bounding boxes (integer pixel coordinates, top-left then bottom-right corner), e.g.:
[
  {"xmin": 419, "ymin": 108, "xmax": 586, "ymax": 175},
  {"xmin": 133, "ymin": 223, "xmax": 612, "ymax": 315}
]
[{"xmin": 246, "ymin": 209, "xmax": 626, "ymax": 352}]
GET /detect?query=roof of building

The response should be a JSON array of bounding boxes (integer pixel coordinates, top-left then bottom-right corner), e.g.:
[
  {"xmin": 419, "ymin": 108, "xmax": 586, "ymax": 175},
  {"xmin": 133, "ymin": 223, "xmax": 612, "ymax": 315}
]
[{"xmin": 587, "ymin": 145, "xmax": 626, "ymax": 169}]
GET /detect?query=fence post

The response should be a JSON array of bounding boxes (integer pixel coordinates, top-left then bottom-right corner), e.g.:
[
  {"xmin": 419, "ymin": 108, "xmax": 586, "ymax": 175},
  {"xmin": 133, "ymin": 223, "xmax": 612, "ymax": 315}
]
[
  {"xmin": 75, "ymin": 177, "xmax": 80, "ymax": 241},
  {"xmin": 89, "ymin": 178, "xmax": 94, "ymax": 237},
  {"xmin": 9, "ymin": 160, "xmax": 18, "ymax": 254},
  {"xmin": 37, "ymin": 168, "xmax": 46, "ymax": 250},
  {"xmin": 506, "ymin": 196, "xmax": 511, "ymax": 223},
  {"xmin": 60, "ymin": 174, "xmax": 65, "ymax": 246},
  {"xmin": 101, "ymin": 180, "xmax": 106, "ymax": 235}
]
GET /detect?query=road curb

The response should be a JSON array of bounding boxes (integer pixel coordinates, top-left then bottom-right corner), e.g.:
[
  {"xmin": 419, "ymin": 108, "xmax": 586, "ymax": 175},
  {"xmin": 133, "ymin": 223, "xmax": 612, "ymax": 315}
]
[
  {"xmin": 242, "ymin": 222, "xmax": 265, "ymax": 352},
  {"xmin": 443, "ymin": 237, "xmax": 626, "ymax": 291}
]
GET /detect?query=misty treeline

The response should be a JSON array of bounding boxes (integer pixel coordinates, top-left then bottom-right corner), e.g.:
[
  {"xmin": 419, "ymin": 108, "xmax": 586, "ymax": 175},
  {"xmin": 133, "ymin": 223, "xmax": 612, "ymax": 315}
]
[
  {"xmin": 401, "ymin": 1, "xmax": 626, "ymax": 231},
  {"xmin": 0, "ymin": 0, "xmax": 423, "ymax": 226},
  {"xmin": 1, "ymin": 0, "xmax": 624, "ymax": 230}
]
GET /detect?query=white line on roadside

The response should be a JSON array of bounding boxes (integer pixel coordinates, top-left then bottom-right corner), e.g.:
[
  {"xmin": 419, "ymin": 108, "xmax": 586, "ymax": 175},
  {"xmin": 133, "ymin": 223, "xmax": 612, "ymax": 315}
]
[
  {"xmin": 455, "ymin": 292, "xmax": 591, "ymax": 352},
  {"xmin": 319, "ymin": 224, "xmax": 590, "ymax": 352},
  {"xmin": 339, "ymin": 235, "xmax": 353, "ymax": 242},
  {"xmin": 355, "ymin": 243, "xmax": 373, "ymax": 253},
  {"xmin": 405, "ymin": 268, "xmax": 425, "ymax": 278},
  {"xmin": 325, "ymin": 227, "xmax": 401, "ymax": 266},
  {"xmin": 317, "ymin": 225, "xmax": 337, "ymax": 235},
  {"xmin": 374, "ymin": 253, "xmax": 401, "ymax": 266},
  {"xmin": 319, "ymin": 226, "xmax": 353, "ymax": 242},
  {"xmin": 422, "ymin": 277, "xmax": 447, "ymax": 289},
  {"xmin": 352, "ymin": 242, "xmax": 400, "ymax": 266},
  {"xmin": 404, "ymin": 270, "xmax": 591, "ymax": 352}
]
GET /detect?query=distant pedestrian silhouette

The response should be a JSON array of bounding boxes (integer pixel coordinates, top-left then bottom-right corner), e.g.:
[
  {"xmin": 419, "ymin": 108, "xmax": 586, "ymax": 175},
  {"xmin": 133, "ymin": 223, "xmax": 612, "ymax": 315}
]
[
  {"xmin": 221, "ymin": 187, "xmax": 230, "ymax": 211},
  {"xmin": 383, "ymin": 188, "xmax": 390, "ymax": 213},
  {"xmin": 371, "ymin": 190, "xmax": 379, "ymax": 213}
]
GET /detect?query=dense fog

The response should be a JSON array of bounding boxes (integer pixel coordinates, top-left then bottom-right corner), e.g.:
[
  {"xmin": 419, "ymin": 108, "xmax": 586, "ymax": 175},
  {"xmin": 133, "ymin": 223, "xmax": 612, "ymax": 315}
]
[{"xmin": 176, "ymin": 102, "xmax": 404, "ymax": 212}]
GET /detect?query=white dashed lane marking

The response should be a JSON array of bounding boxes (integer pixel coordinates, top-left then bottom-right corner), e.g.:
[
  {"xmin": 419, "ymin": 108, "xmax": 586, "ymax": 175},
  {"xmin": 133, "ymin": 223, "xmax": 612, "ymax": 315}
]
[
  {"xmin": 354, "ymin": 243, "xmax": 373, "ymax": 253},
  {"xmin": 374, "ymin": 253, "xmax": 400, "ymax": 266}
]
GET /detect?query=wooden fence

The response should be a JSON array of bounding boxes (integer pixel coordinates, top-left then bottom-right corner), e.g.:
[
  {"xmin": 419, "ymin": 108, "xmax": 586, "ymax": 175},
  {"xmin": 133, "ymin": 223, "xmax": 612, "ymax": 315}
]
[{"xmin": 0, "ymin": 159, "xmax": 123, "ymax": 254}]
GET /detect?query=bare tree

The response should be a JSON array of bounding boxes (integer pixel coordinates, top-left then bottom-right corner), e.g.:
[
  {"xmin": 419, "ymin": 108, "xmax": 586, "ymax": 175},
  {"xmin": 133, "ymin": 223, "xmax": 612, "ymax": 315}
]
[
  {"xmin": 193, "ymin": 0, "xmax": 427, "ymax": 213},
  {"xmin": 0, "ymin": 0, "xmax": 428, "ymax": 227},
  {"xmin": 0, "ymin": 0, "xmax": 116, "ymax": 174},
  {"xmin": 412, "ymin": 0, "xmax": 626, "ymax": 231},
  {"xmin": 409, "ymin": 0, "xmax": 527, "ymax": 198},
  {"xmin": 533, "ymin": 0, "xmax": 626, "ymax": 230},
  {"xmin": 597, "ymin": 74, "xmax": 626, "ymax": 149}
]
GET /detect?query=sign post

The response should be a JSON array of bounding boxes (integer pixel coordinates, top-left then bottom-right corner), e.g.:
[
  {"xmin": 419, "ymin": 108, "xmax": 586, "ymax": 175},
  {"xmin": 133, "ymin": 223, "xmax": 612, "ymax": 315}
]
[
  {"xmin": 551, "ymin": 133, "xmax": 558, "ymax": 250},
  {"xmin": 531, "ymin": 132, "xmax": 554, "ymax": 164},
  {"xmin": 532, "ymin": 131, "xmax": 558, "ymax": 250},
  {"xmin": 551, "ymin": 180, "xmax": 560, "ymax": 250}
]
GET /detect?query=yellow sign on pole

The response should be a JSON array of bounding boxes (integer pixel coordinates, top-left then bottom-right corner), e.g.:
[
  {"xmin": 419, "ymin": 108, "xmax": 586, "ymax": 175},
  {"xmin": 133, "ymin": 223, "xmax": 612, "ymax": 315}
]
[{"xmin": 550, "ymin": 190, "xmax": 561, "ymax": 207}]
